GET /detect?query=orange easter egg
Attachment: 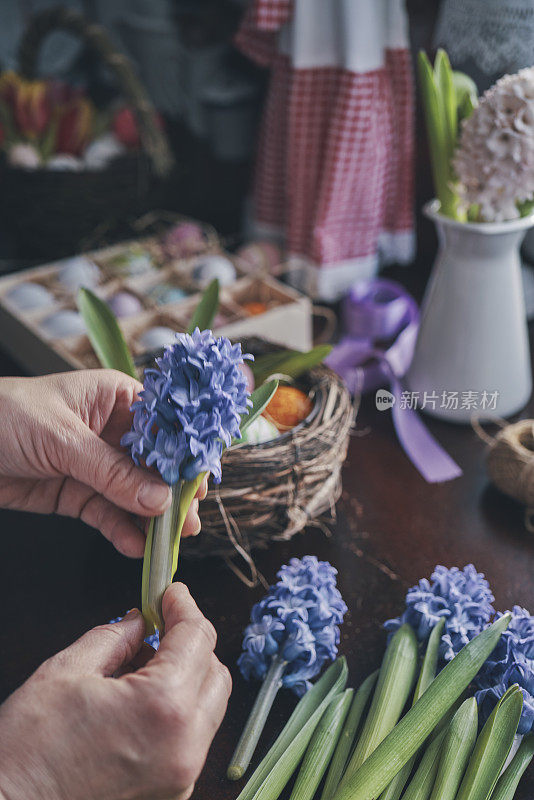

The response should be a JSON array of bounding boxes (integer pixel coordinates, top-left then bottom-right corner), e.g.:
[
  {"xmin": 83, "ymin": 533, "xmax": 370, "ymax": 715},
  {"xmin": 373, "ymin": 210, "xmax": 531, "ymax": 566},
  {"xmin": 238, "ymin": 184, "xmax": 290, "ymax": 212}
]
[
  {"xmin": 265, "ymin": 386, "xmax": 313, "ymax": 431},
  {"xmin": 243, "ymin": 301, "xmax": 268, "ymax": 316}
]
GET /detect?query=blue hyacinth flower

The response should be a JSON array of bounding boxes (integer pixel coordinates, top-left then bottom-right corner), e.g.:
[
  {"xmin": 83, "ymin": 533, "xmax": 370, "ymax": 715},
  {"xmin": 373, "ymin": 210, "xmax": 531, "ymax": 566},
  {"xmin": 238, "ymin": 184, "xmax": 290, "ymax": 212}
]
[
  {"xmin": 121, "ymin": 328, "xmax": 252, "ymax": 485},
  {"xmin": 384, "ymin": 564, "xmax": 495, "ymax": 663}
]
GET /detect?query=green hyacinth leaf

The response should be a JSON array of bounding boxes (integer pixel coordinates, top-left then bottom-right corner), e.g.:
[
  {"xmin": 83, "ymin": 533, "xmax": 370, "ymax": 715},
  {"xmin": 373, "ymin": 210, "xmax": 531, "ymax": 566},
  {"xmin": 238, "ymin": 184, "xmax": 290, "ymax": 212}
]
[
  {"xmin": 491, "ymin": 733, "xmax": 534, "ymax": 800},
  {"xmin": 236, "ymin": 658, "xmax": 348, "ymax": 800},
  {"xmin": 429, "ymin": 697, "xmax": 478, "ymax": 800},
  {"xmin": 417, "ymin": 50, "xmax": 459, "ymax": 219},
  {"xmin": 332, "ymin": 614, "xmax": 512, "ymax": 800},
  {"xmin": 452, "ymin": 70, "xmax": 478, "ymax": 121},
  {"xmin": 289, "ymin": 689, "xmax": 354, "ymax": 800},
  {"xmin": 321, "ymin": 671, "xmax": 379, "ymax": 800},
  {"xmin": 77, "ymin": 287, "xmax": 137, "ymax": 378},
  {"xmin": 344, "ymin": 625, "xmax": 418, "ymax": 779},
  {"xmin": 379, "ymin": 618, "xmax": 446, "ymax": 800},
  {"xmin": 232, "ymin": 380, "xmax": 278, "ymax": 444},
  {"xmin": 187, "ymin": 278, "xmax": 220, "ymax": 334},
  {"xmin": 455, "ymin": 685, "xmax": 523, "ymax": 800},
  {"xmin": 402, "ymin": 728, "xmax": 447, "ymax": 800},
  {"xmin": 252, "ymin": 345, "xmax": 332, "ymax": 385}
]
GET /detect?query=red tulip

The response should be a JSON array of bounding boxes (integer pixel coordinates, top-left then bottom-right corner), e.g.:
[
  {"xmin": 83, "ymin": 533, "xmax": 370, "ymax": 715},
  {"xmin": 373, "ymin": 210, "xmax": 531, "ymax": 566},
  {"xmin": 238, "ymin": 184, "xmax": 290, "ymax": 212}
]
[
  {"xmin": 112, "ymin": 106, "xmax": 164, "ymax": 149},
  {"xmin": 55, "ymin": 96, "xmax": 93, "ymax": 156}
]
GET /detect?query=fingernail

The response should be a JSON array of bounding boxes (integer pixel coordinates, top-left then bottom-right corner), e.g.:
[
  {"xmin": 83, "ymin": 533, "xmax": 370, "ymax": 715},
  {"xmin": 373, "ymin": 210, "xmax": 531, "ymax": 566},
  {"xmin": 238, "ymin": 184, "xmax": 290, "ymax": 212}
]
[
  {"xmin": 138, "ymin": 482, "xmax": 171, "ymax": 511},
  {"xmin": 125, "ymin": 608, "xmax": 141, "ymax": 620},
  {"xmin": 193, "ymin": 517, "xmax": 202, "ymax": 536}
]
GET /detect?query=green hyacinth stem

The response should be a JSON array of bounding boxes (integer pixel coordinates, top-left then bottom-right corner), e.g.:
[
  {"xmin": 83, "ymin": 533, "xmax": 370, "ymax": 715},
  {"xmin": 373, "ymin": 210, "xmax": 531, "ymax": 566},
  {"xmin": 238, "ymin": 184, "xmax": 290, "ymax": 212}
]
[
  {"xmin": 142, "ymin": 473, "xmax": 205, "ymax": 636},
  {"xmin": 228, "ymin": 656, "xmax": 287, "ymax": 781},
  {"xmin": 142, "ymin": 480, "xmax": 184, "ymax": 636}
]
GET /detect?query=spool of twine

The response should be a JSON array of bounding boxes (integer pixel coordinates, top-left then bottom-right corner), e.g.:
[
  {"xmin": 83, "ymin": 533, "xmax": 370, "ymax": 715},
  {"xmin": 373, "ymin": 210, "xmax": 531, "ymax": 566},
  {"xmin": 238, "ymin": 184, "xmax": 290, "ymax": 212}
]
[{"xmin": 482, "ymin": 418, "xmax": 534, "ymax": 530}]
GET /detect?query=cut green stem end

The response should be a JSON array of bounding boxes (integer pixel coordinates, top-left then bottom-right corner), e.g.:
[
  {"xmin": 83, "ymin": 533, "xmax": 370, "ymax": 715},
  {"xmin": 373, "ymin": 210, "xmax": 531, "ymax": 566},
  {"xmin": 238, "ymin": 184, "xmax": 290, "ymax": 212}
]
[{"xmin": 228, "ymin": 656, "xmax": 287, "ymax": 781}]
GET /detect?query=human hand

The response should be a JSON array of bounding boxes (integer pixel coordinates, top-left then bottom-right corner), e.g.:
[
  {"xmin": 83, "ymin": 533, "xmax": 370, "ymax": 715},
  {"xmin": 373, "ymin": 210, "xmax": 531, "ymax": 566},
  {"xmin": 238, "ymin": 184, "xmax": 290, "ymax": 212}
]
[
  {"xmin": 0, "ymin": 370, "xmax": 208, "ymax": 556},
  {"xmin": 0, "ymin": 583, "xmax": 231, "ymax": 800}
]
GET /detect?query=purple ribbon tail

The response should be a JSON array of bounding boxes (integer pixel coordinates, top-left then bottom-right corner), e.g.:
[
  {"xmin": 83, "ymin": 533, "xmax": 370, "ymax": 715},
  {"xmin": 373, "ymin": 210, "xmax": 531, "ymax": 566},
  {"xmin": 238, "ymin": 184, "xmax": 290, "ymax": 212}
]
[
  {"xmin": 391, "ymin": 378, "xmax": 463, "ymax": 483},
  {"xmin": 326, "ymin": 278, "xmax": 463, "ymax": 484}
]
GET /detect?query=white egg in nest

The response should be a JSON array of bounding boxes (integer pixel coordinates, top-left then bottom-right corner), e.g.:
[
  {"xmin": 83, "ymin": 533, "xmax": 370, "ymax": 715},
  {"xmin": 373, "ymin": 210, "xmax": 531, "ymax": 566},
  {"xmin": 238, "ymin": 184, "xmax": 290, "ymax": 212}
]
[
  {"xmin": 192, "ymin": 255, "xmax": 236, "ymax": 287},
  {"xmin": 57, "ymin": 256, "xmax": 101, "ymax": 291},
  {"xmin": 41, "ymin": 310, "xmax": 86, "ymax": 339},
  {"xmin": 240, "ymin": 416, "xmax": 279, "ymax": 445},
  {"xmin": 5, "ymin": 282, "xmax": 55, "ymax": 311}
]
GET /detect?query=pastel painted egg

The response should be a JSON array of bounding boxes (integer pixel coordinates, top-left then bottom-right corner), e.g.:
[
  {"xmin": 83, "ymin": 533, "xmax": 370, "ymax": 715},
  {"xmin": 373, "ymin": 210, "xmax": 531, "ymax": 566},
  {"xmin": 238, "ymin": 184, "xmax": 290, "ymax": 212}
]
[
  {"xmin": 242, "ymin": 301, "xmax": 268, "ymax": 316},
  {"xmin": 192, "ymin": 255, "xmax": 236, "ymax": 287},
  {"xmin": 264, "ymin": 386, "xmax": 313, "ymax": 431},
  {"xmin": 6, "ymin": 282, "xmax": 54, "ymax": 311},
  {"xmin": 240, "ymin": 415, "xmax": 279, "ymax": 445},
  {"xmin": 213, "ymin": 312, "xmax": 230, "ymax": 327},
  {"xmin": 236, "ymin": 241, "xmax": 282, "ymax": 271},
  {"xmin": 58, "ymin": 256, "xmax": 100, "ymax": 291},
  {"xmin": 106, "ymin": 248, "xmax": 155, "ymax": 277},
  {"xmin": 108, "ymin": 291, "xmax": 143, "ymax": 318},
  {"xmin": 240, "ymin": 362, "xmax": 255, "ymax": 393},
  {"xmin": 148, "ymin": 283, "xmax": 188, "ymax": 306},
  {"xmin": 139, "ymin": 326, "xmax": 176, "ymax": 351},
  {"xmin": 41, "ymin": 310, "xmax": 86, "ymax": 339},
  {"xmin": 162, "ymin": 222, "xmax": 206, "ymax": 258}
]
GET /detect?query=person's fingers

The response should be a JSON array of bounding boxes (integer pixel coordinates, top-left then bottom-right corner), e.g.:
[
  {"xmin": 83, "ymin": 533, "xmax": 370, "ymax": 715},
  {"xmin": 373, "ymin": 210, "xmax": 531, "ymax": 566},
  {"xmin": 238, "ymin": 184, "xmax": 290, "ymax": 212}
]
[
  {"xmin": 182, "ymin": 497, "xmax": 201, "ymax": 538},
  {"xmin": 38, "ymin": 610, "xmax": 146, "ymax": 677},
  {"xmin": 198, "ymin": 654, "xmax": 232, "ymax": 729},
  {"xmin": 181, "ymin": 475, "xmax": 208, "ymax": 538},
  {"xmin": 99, "ymin": 376, "xmax": 144, "ymax": 447},
  {"xmin": 65, "ymin": 422, "xmax": 172, "ymax": 517},
  {"xmin": 79, "ymin": 494, "xmax": 146, "ymax": 557},
  {"xmin": 116, "ymin": 641, "xmax": 157, "ymax": 675},
  {"xmin": 196, "ymin": 475, "xmax": 208, "ymax": 501},
  {"xmin": 144, "ymin": 584, "xmax": 216, "ymax": 690},
  {"xmin": 52, "ymin": 476, "xmax": 146, "ymax": 557}
]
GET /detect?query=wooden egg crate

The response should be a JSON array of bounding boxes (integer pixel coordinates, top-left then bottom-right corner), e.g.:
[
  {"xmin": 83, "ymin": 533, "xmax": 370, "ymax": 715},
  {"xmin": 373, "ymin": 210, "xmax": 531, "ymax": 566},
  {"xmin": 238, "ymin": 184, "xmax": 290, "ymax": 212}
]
[{"xmin": 0, "ymin": 235, "xmax": 312, "ymax": 376}]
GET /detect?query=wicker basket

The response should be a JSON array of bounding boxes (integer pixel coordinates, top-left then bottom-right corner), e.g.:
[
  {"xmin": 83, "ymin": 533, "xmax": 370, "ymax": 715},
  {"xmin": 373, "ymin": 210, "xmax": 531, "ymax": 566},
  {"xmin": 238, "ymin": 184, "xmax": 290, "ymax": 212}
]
[
  {"xmin": 182, "ymin": 359, "xmax": 354, "ymax": 586},
  {"xmin": 1, "ymin": 6, "xmax": 174, "ymax": 261}
]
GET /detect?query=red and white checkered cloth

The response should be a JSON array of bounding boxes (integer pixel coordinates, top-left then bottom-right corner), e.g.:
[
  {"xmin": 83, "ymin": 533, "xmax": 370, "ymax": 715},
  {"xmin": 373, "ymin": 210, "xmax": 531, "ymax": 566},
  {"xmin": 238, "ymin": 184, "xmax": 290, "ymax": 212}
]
[{"xmin": 235, "ymin": 0, "xmax": 415, "ymax": 299}]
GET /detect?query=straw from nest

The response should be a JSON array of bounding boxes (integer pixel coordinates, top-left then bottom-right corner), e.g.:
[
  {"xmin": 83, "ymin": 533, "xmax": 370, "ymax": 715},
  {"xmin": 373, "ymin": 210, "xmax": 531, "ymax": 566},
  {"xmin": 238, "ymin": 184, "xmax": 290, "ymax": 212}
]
[{"xmin": 181, "ymin": 365, "xmax": 354, "ymax": 584}]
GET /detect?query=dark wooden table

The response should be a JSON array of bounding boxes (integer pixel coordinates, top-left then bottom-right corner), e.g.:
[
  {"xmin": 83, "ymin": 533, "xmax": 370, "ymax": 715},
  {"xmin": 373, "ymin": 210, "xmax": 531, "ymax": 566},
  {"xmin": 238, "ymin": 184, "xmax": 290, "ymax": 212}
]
[{"xmin": 1, "ymin": 339, "xmax": 533, "ymax": 800}]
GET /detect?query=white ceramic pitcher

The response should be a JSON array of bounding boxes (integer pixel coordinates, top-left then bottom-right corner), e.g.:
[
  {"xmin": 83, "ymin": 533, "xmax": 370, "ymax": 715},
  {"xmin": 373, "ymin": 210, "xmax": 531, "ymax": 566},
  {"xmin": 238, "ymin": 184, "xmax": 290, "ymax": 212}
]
[{"xmin": 407, "ymin": 201, "xmax": 534, "ymax": 423}]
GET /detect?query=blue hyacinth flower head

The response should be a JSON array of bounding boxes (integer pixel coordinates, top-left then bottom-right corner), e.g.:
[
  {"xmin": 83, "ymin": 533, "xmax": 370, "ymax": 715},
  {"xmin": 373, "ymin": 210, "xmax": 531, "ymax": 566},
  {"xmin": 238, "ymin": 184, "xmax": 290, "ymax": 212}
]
[
  {"xmin": 237, "ymin": 556, "xmax": 347, "ymax": 696},
  {"xmin": 109, "ymin": 615, "xmax": 160, "ymax": 650},
  {"xmin": 475, "ymin": 606, "xmax": 534, "ymax": 734},
  {"xmin": 121, "ymin": 328, "xmax": 252, "ymax": 484},
  {"xmin": 384, "ymin": 564, "xmax": 495, "ymax": 663}
]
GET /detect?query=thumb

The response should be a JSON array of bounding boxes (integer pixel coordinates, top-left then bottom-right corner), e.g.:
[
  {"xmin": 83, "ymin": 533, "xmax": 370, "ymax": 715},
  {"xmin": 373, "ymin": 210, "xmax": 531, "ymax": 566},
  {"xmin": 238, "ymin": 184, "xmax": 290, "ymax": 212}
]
[
  {"xmin": 43, "ymin": 610, "xmax": 146, "ymax": 677},
  {"xmin": 66, "ymin": 422, "xmax": 171, "ymax": 516}
]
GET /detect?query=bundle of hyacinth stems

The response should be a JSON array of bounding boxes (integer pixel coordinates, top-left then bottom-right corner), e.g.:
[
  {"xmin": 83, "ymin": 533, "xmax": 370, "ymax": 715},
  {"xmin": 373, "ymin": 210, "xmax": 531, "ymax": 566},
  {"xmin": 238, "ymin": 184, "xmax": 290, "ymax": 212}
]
[{"xmin": 230, "ymin": 565, "xmax": 534, "ymax": 800}]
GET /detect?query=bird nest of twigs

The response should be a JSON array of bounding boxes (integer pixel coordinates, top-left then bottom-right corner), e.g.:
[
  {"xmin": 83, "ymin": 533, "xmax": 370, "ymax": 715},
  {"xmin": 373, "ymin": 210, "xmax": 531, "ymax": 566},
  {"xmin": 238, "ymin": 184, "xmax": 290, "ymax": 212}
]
[{"xmin": 181, "ymin": 351, "xmax": 354, "ymax": 586}]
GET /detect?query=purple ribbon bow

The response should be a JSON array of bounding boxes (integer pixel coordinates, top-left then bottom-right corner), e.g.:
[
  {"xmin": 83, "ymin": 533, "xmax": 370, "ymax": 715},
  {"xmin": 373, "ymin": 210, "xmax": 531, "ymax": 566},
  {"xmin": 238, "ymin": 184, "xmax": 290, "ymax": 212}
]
[{"xmin": 325, "ymin": 279, "xmax": 462, "ymax": 483}]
